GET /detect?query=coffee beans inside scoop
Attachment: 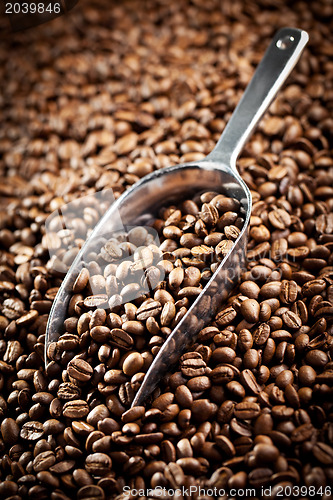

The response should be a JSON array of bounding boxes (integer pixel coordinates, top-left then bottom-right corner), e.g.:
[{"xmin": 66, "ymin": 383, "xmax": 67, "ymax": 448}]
[{"xmin": 48, "ymin": 191, "xmax": 244, "ymax": 383}]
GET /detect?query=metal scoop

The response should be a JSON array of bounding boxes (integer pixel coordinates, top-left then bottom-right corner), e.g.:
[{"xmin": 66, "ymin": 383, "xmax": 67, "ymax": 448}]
[{"xmin": 45, "ymin": 28, "xmax": 308, "ymax": 406}]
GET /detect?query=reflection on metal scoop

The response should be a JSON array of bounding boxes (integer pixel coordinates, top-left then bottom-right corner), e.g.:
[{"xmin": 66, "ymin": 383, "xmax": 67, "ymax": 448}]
[{"xmin": 44, "ymin": 28, "xmax": 308, "ymax": 407}]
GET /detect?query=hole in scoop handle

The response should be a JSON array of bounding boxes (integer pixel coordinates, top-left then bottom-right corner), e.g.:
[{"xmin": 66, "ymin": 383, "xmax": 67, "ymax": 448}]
[{"xmin": 207, "ymin": 27, "xmax": 309, "ymax": 172}]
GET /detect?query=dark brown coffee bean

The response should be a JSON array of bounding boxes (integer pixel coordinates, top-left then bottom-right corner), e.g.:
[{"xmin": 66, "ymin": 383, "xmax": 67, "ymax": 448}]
[
  {"xmin": 243, "ymin": 349, "xmax": 259, "ymax": 369},
  {"xmin": 104, "ymin": 369, "xmax": 127, "ymax": 385},
  {"xmin": 304, "ymin": 349, "xmax": 328, "ymax": 368},
  {"xmin": 239, "ymin": 281, "xmax": 260, "ymax": 299},
  {"xmin": 73, "ymin": 268, "xmax": 90, "ymax": 293},
  {"xmin": 291, "ymin": 423, "xmax": 314, "ymax": 442},
  {"xmin": 215, "ymin": 306, "xmax": 237, "ymax": 326},
  {"xmin": 301, "ymin": 278, "xmax": 326, "ymax": 297},
  {"xmin": 214, "ymin": 435, "xmax": 235, "ymax": 457},
  {"xmin": 282, "ymin": 310, "xmax": 302, "ymax": 329},
  {"xmin": 121, "ymin": 406, "xmax": 145, "ymax": 423},
  {"xmin": 211, "ymin": 347, "xmax": 236, "ymax": 364},
  {"xmin": 175, "ymin": 385, "xmax": 193, "ymax": 408},
  {"xmin": 152, "ymin": 393, "xmax": 174, "ymax": 411},
  {"xmin": 187, "ymin": 376, "xmax": 211, "ymax": 392},
  {"xmin": 268, "ymin": 208, "xmax": 291, "ymax": 229},
  {"xmin": 109, "ymin": 328, "xmax": 133, "ymax": 350},
  {"xmin": 279, "ymin": 280, "xmax": 298, "ymax": 303},
  {"xmin": 122, "ymin": 352, "xmax": 144, "ymax": 376},
  {"xmin": 312, "ymin": 442, "xmax": 333, "ymax": 465},
  {"xmin": 260, "ymin": 282, "xmax": 282, "ymax": 299},
  {"xmin": 298, "ymin": 365, "xmax": 316, "ymax": 386},
  {"xmin": 238, "ymin": 329, "xmax": 253, "ymax": 352},
  {"xmin": 253, "ymin": 443, "xmax": 279, "ymax": 463}
]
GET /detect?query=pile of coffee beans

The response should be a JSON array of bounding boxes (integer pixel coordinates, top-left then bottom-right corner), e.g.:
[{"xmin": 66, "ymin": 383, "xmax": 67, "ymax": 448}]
[{"xmin": 0, "ymin": 0, "xmax": 332, "ymax": 499}]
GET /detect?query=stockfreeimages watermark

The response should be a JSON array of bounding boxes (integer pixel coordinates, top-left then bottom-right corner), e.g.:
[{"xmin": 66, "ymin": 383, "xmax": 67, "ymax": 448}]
[
  {"xmin": 123, "ymin": 486, "xmax": 260, "ymax": 497},
  {"xmin": 123, "ymin": 485, "xmax": 332, "ymax": 497}
]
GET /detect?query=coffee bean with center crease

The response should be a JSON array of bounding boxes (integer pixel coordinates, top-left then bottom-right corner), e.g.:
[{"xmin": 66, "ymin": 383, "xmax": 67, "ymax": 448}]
[
  {"xmin": 280, "ymin": 280, "xmax": 298, "ymax": 304},
  {"xmin": 215, "ymin": 306, "xmax": 237, "ymax": 326},
  {"xmin": 63, "ymin": 400, "xmax": 89, "ymax": 418},
  {"xmin": 77, "ymin": 485, "xmax": 106, "ymax": 500},
  {"xmin": 68, "ymin": 359, "xmax": 93, "ymax": 382},
  {"xmin": 180, "ymin": 353, "xmax": 206, "ymax": 377},
  {"xmin": 282, "ymin": 310, "xmax": 302, "ymax": 329},
  {"xmin": 234, "ymin": 401, "xmax": 261, "ymax": 419},
  {"xmin": 268, "ymin": 208, "xmax": 291, "ymax": 229},
  {"xmin": 253, "ymin": 323, "xmax": 270, "ymax": 345},
  {"xmin": 240, "ymin": 370, "xmax": 261, "ymax": 395},
  {"xmin": 136, "ymin": 300, "xmax": 162, "ymax": 320},
  {"xmin": 110, "ymin": 329, "xmax": 134, "ymax": 349},
  {"xmin": 57, "ymin": 383, "xmax": 81, "ymax": 400},
  {"xmin": 0, "ymin": 418, "xmax": 19, "ymax": 445},
  {"xmin": 85, "ymin": 453, "xmax": 112, "ymax": 476},
  {"xmin": 33, "ymin": 450, "xmax": 56, "ymax": 472},
  {"xmin": 20, "ymin": 421, "xmax": 44, "ymax": 440}
]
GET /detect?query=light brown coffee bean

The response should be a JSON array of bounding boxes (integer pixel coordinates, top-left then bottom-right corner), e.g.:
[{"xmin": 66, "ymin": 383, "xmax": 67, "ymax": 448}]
[
  {"xmin": 63, "ymin": 400, "xmax": 89, "ymax": 419},
  {"xmin": 122, "ymin": 352, "xmax": 144, "ymax": 376},
  {"xmin": 234, "ymin": 402, "xmax": 260, "ymax": 419},
  {"xmin": 240, "ymin": 299, "xmax": 260, "ymax": 323}
]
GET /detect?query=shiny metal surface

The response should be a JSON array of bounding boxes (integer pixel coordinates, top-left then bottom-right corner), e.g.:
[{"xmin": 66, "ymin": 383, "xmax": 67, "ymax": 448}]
[{"xmin": 45, "ymin": 28, "xmax": 309, "ymax": 407}]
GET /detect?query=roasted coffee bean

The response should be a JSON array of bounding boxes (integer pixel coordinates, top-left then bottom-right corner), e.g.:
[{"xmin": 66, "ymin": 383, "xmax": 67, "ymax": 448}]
[
  {"xmin": 33, "ymin": 450, "xmax": 56, "ymax": 472},
  {"xmin": 85, "ymin": 453, "xmax": 112, "ymax": 476},
  {"xmin": 180, "ymin": 353, "xmax": 206, "ymax": 377},
  {"xmin": 253, "ymin": 443, "xmax": 279, "ymax": 463},
  {"xmin": 282, "ymin": 310, "xmax": 302, "ymax": 329},
  {"xmin": 253, "ymin": 323, "xmax": 270, "ymax": 345},
  {"xmin": 279, "ymin": 280, "xmax": 298, "ymax": 303},
  {"xmin": 20, "ymin": 421, "xmax": 44, "ymax": 441},
  {"xmin": 68, "ymin": 359, "xmax": 93, "ymax": 382},
  {"xmin": 1, "ymin": 417, "xmax": 19, "ymax": 445},
  {"xmin": 240, "ymin": 299, "xmax": 260, "ymax": 323},
  {"xmin": 110, "ymin": 329, "xmax": 133, "ymax": 350},
  {"xmin": 122, "ymin": 352, "xmax": 144, "ymax": 376},
  {"xmin": 234, "ymin": 402, "xmax": 260, "ymax": 419},
  {"xmin": 210, "ymin": 365, "xmax": 234, "ymax": 384},
  {"xmin": 63, "ymin": 400, "xmax": 89, "ymax": 419}
]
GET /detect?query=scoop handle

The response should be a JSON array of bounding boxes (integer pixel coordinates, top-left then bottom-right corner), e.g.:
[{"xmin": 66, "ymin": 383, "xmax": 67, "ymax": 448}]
[{"xmin": 207, "ymin": 27, "xmax": 309, "ymax": 172}]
